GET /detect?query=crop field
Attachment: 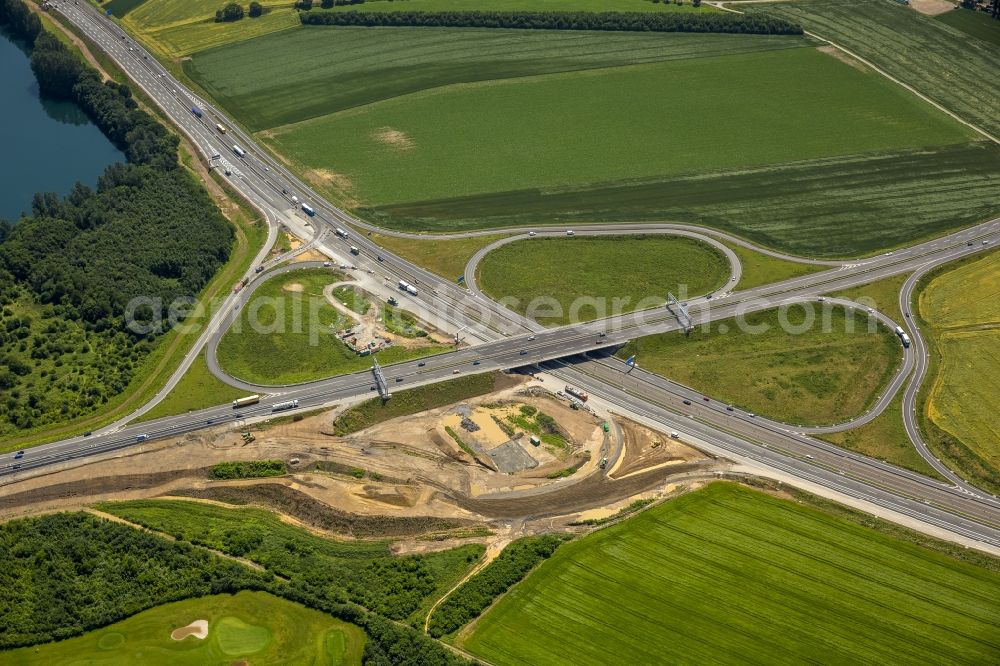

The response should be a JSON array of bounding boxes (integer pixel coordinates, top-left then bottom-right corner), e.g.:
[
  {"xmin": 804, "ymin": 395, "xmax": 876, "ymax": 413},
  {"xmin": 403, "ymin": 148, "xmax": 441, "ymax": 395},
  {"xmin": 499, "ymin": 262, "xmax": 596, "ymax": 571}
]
[
  {"xmin": 319, "ymin": 0, "xmax": 718, "ymax": 13},
  {"xmin": 461, "ymin": 483, "xmax": 1000, "ymax": 666},
  {"xmin": 369, "ymin": 141, "xmax": 1000, "ymax": 257},
  {"xmin": 918, "ymin": 250, "xmax": 1000, "ymax": 478},
  {"xmin": 188, "ymin": 27, "xmax": 813, "ymax": 131},
  {"xmin": 936, "ymin": 8, "xmax": 1000, "ymax": 45},
  {"xmin": 746, "ymin": 0, "xmax": 1000, "ymax": 139},
  {"xmin": 264, "ymin": 47, "xmax": 970, "ymax": 209},
  {"xmin": 3, "ymin": 591, "xmax": 365, "ymax": 666},
  {"xmin": 215, "ymin": 269, "xmax": 446, "ymax": 384},
  {"xmin": 122, "ymin": 0, "xmax": 298, "ymax": 57},
  {"xmin": 616, "ymin": 305, "xmax": 901, "ymax": 425},
  {"xmin": 99, "ymin": 499, "xmax": 484, "ymax": 622},
  {"xmin": 476, "ymin": 236, "xmax": 728, "ymax": 326}
]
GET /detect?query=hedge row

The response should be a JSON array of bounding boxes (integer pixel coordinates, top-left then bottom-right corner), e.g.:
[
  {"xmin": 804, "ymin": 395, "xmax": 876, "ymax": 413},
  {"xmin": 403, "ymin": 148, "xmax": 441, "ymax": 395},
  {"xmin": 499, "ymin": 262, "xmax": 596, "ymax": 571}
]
[{"xmin": 300, "ymin": 9, "xmax": 803, "ymax": 35}]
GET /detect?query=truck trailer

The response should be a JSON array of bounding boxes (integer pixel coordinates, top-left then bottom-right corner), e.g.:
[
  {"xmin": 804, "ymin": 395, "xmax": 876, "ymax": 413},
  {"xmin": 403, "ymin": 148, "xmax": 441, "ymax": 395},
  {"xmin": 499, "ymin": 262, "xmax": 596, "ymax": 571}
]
[
  {"xmin": 301, "ymin": 203, "xmax": 315, "ymax": 216},
  {"xmin": 191, "ymin": 106, "xmax": 203, "ymax": 118},
  {"xmin": 335, "ymin": 227, "xmax": 349, "ymax": 238},
  {"xmin": 272, "ymin": 399, "xmax": 299, "ymax": 412},
  {"xmin": 233, "ymin": 394, "xmax": 261, "ymax": 408},
  {"xmin": 900, "ymin": 333, "xmax": 911, "ymax": 348},
  {"xmin": 232, "ymin": 144, "xmax": 245, "ymax": 158},
  {"xmin": 565, "ymin": 385, "xmax": 589, "ymax": 402}
]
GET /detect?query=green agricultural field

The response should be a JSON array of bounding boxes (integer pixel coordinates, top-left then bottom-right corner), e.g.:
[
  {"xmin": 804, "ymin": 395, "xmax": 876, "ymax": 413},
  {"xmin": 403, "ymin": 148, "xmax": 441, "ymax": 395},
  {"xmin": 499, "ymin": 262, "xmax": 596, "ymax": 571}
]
[
  {"xmin": 371, "ymin": 142, "xmax": 1000, "ymax": 257},
  {"xmin": 617, "ymin": 305, "xmax": 901, "ymax": 425},
  {"xmin": 187, "ymin": 26, "xmax": 814, "ymax": 131},
  {"xmin": 215, "ymin": 269, "xmax": 446, "ymax": 384},
  {"xmin": 461, "ymin": 483, "xmax": 1000, "ymax": 666},
  {"xmin": 3, "ymin": 591, "xmax": 365, "ymax": 666},
  {"xmin": 122, "ymin": 0, "xmax": 298, "ymax": 57},
  {"xmin": 264, "ymin": 47, "xmax": 971, "ymax": 209},
  {"xmin": 476, "ymin": 235, "xmax": 728, "ymax": 326},
  {"xmin": 936, "ymin": 8, "xmax": 1000, "ymax": 45},
  {"xmin": 918, "ymin": 250, "xmax": 1000, "ymax": 484},
  {"xmin": 746, "ymin": 0, "xmax": 1000, "ymax": 138},
  {"xmin": 320, "ymin": 0, "xmax": 718, "ymax": 13},
  {"xmin": 99, "ymin": 499, "xmax": 484, "ymax": 622}
]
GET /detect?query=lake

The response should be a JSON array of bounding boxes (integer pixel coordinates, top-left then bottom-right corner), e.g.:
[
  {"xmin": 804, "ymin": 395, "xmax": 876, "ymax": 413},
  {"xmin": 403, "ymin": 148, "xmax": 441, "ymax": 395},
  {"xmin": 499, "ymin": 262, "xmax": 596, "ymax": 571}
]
[{"xmin": 0, "ymin": 30, "xmax": 124, "ymax": 222}]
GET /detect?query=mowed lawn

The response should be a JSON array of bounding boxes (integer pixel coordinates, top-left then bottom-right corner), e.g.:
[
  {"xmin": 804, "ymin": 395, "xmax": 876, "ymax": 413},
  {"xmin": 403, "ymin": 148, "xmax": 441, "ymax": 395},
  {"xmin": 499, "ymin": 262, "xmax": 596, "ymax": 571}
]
[
  {"xmin": 919, "ymin": 250, "xmax": 1000, "ymax": 474},
  {"xmin": 188, "ymin": 27, "xmax": 812, "ymax": 131},
  {"xmin": 477, "ymin": 236, "xmax": 729, "ymax": 326},
  {"xmin": 462, "ymin": 483, "xmax": 1000, "ymax": 666},
  {"xmin": 263, "ymin": 47, "xmax": 972, "ymax": 208},
  {"xmin": 617, "ymin": 306, "xmax": 901, "ymax": 425},
  {"xmin": 3, "ymin": 591, "xmax": 365, "ymax": 665},
  {"xmin": 215, "ymin": 269, "xmax": 446, "ymax": 384}
]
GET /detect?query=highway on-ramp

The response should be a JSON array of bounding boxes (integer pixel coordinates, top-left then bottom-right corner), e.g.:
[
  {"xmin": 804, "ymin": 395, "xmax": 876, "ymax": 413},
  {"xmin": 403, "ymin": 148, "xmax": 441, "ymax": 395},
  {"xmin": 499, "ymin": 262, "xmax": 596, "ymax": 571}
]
[{"xmin": 11, "ymin": 0, "xmax": 1000, "ymax": 553}]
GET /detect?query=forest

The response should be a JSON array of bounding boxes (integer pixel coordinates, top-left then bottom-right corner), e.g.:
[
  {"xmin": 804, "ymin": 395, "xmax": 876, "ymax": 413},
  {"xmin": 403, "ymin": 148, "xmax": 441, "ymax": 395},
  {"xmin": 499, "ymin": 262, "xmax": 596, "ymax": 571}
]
[
  {"xmin": 0, "ymin": 0, "xmax": 234, "ymax": 435},
  {"xmin": 0, "ymin": 512, "xmax": 472, "ymax": 665},
  {"xmin": 300, "ymin": 9, "xmax": 803, "ymax": 34},
  {"xmin": 427, "ymin": 534, "xmax": 567, "ymax": 637}
]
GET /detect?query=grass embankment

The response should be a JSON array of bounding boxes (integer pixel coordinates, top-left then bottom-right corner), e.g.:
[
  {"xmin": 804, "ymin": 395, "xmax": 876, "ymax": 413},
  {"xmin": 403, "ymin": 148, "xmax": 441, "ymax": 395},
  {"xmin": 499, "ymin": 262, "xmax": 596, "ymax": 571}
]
[
  {"xmin": 215, "ymin": 269, "xmax": 446, "ymax": 385},
  {"xmin": 831, "ymin": 272, "xmax": 910, "ymax": 328},
  {"xmin": 2, "ymin": 591, "xmax": 365, "ymax": 666},
  {"xmin": 746, "ymin": 0, "xmax": 1000, "ymax": 139},
  {"xmin": 916, "ymin": 249, "xmax": 1000, "ymax": 492},
  {"xmin": 818, "ymin": 392, "xmax": 940, "ymax": 478},
  {"xmin": 368, "ymin": 232, "xmax": 509, "ymax": 283},
  {"xmin": 266, "ymin": 47, "xmax": 969, "ymax": 209},
  {"xmin": 461, "ymin": 482, "xmax": 1000, "ymax": 665},
  {"xmin": 187, "ymin": 26, "xmax": 801, "ymax": 131},
  {"xmin": 118, "ymin": 0, "xmax": 298, "ymax": 58},
  {"xmin": 332, "ymin": 285, "xmax": 371, "ymax": 315},
  {"xmin": 99, "ymin": 499, "xmax": 484, "ymax": 624},
  {"xmin": 173, "ymin": 483, "xmax": 472, "ymax": 538},
  {"xmin": 134, "ymin": 352, "xmax": 247, "ymax": 423},
  {"xmin": 617, "ymin": 305, "xmax": 901, "ymax": 425},
  {"xmin": 725, "ymin": 242, "xmax": 826, "ymax": 290},
  {"xmin": 477, "ymin": 236, "xmax": 729, "ymax": 326},
  {"xmin": 936, "ymin": 8, "xmax": 1000, "ymax": 45},
  {"xmin": 332, "ymin": 372, "xmax": 505, "ymax": 435}
]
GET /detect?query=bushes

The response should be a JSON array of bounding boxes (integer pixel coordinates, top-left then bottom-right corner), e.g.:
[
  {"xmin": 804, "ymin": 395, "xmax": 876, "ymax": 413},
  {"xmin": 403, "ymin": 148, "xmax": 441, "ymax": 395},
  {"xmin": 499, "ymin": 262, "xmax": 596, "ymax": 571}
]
[
  {"xmin": 0, "ymin": 513, "xmax": 272, "ymax": 649},
  {"xmin": 300, "ymin": 9, "xmax": 803, "ymax": 35},
  {"xmin": 208, "ymin": 460, "xmax": 286, "ymax": 479},
  {"xmin": 215, "ymin": 2, "xmax": 245, "ymax": 22},
  {"xmin": 427, "ymin": 534, "xmax": 568, "ymax": 637}
]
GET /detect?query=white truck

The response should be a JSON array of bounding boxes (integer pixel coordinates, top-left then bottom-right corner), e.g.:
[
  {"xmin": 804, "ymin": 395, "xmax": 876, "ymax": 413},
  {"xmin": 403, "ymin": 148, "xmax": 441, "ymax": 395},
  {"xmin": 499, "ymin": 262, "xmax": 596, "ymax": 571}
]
[
  {"xmin": 399, "ymin": 280, "xmax": 417, "ymax": 295},
  {"xmin": 900, "ymin": 333, "xmax": 911, "ymax": 348},
  {"xmin": 232, "ymin": 144, "xmax": 245, "ymax": 157},
  {"xmin": 350, "ymin": 246, "xmax": 360, "ymax": 255},
  {"xmin": 301, "ymin": 203, "xmax": 315, "ymax": 216},
  {"xmin": 272, "ymin": 399, "xmax": 299, "ymax": 412},
  {"xmin": 335, "ymin": 227, "xmax": 349, "ymax": 238}
]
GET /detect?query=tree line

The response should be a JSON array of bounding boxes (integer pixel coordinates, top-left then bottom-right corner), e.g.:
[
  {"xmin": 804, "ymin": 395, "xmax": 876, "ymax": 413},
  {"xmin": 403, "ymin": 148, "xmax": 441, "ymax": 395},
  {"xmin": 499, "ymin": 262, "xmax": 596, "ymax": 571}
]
[
  {"xmin": 0, "ymin": 0, "xmax": 234, "ymax": 434},
  {"xmin": 0, "ymin": 511, "xmax": 472, "ymax": 665},
  {"xmin": 427, "ymin": 534, "xmax": 568, "ymax": 638},
  {"xmin": 300, "ymin": 9, "xmax": 804, "ymax": 35}
]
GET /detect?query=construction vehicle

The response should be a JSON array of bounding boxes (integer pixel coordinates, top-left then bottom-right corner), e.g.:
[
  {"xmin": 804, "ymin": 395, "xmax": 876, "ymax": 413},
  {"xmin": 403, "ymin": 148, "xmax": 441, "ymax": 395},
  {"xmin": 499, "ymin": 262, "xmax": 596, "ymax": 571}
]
[
  {"xmin": 565, "ymin": 385, "xmax": 589, "ymax": 402},
  {"xmin": 599, "ymin": 457, "xmax": 608, "ymax": 469}
]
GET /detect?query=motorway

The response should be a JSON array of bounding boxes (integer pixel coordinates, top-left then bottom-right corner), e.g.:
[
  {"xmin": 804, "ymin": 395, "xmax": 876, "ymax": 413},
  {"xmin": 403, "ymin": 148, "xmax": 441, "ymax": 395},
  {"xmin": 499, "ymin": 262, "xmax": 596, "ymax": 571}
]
[{"xmin": 9, "ymin": 0, "xmax": 1000, "ymax": 551}]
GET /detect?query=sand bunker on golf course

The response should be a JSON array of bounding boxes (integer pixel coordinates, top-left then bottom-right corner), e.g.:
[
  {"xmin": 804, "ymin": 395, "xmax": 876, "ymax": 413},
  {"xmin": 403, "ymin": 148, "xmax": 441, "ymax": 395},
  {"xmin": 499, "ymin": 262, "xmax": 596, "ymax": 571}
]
[{"xmin": 171, "ymin": 619, "xmax": 209, "ymax": 641}]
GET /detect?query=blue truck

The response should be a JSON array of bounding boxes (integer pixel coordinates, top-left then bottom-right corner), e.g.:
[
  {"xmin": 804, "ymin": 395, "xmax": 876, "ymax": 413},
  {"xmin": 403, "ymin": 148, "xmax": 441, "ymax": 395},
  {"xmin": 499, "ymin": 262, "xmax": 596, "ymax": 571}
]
[{"xmin": 191, "ymin": 106, "xmax": 203, "ymax": 118}]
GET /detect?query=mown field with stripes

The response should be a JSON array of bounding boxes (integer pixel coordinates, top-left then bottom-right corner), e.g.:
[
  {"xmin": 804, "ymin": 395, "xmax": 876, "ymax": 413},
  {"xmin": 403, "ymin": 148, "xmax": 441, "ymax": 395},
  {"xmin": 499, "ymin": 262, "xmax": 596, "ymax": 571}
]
[{"xmin": 461, "ymin": 483, "xmax": 1000, "ymax": 665}]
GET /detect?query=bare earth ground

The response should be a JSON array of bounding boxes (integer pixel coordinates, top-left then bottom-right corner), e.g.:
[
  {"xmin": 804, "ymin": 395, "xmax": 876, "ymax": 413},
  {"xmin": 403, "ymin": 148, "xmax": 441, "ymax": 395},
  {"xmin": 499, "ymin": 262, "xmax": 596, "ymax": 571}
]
[
  {"xmin": 0, "ymin": 380, "xmax": 718, "ymax": 545},
  {"xmin": 908, "ymin": 0, "xmax": 956, "ymax": 16}
]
